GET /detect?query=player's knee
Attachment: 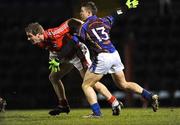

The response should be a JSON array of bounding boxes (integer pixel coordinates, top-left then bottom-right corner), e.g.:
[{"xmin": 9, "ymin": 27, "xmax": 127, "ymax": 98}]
[
  {"xmin": 49, "ymin": 74, "xmax": 54, "ymax": 83},
  {"xmin": 81, "ymin": 82, "xmax": 90, "ymax": 90},
  {"xmin": 81, "ymin": 83, "xmax": 86, "ymax": 90},
  {"xmin": 49, "ymin": 73, "xmax": 60, "ymax": 83},
  {"xmin": 120, "ymin": 82, "xmax": 129, "ymax": 90},
  {"xmin": 93, "ymin": 84, "xmax": 101, "ymax": 92}
]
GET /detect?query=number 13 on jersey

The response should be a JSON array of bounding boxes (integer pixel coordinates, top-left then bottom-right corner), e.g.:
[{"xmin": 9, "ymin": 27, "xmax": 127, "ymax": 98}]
[{"xmin": 91, "ymin": 26, "xmax": 109, "ymax": 42}]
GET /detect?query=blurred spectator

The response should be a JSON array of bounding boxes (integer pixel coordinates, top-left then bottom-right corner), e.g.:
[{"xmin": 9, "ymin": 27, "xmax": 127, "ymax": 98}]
[
  {"xmin": 159, "ymin": 0, "xmax": 172, "ymax": 16},
  {"xmin": 0, "ymin": 97, "xmax": 7, "ymax": 112}
]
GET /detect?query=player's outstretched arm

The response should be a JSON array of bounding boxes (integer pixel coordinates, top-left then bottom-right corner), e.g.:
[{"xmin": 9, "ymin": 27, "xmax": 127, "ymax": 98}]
[
  {"xmin": 106, "ymin": 0, "xmax": 139, "ymax": 25},
  {"xmin": 115, "ymin": 0, "xmax": 139, "ymax": 16}
]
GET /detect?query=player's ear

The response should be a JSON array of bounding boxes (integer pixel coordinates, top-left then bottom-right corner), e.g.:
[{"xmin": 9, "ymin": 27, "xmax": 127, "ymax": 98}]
[{"xmin": 87, "ymin": 10, "xmax": 92, "ymax": 15}]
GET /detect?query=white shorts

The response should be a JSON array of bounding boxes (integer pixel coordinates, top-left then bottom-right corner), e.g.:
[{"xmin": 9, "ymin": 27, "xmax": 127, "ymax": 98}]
[
  {"xmin": 69, "ymin": 43, "xmax": 92, "ymax": 71},
  {"xmin": 89, "ymin": 50, "xmax": 124, "ymax": 74},
  {"xmin": 49, "ymin": 42, "xmax": 92, "ymax": 71}
]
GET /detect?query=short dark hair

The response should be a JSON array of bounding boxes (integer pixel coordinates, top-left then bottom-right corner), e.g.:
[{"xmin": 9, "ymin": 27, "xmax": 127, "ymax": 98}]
[
  {"xmin": 81, "ymin": 1, "xmax": 98, "ymax": 15},
  {"xmin": 25, "ymin": 22, "xmax": 44, "ymax": 35}
]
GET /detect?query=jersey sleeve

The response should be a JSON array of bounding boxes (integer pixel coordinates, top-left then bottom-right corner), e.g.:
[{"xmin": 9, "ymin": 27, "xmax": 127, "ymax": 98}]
[
  {"xmin": 103, "ymin": 7, "xmax": 126, "ymax": 26},
  {"xmin": 68, "ymin": 18, "xmax": 84, "ymax": 35},
  {"xmin": 44, "ymin": 21, "xmax": 70, "ymax": 40},
  {"xmin": 43, "ymin": 21, "xmax": 70, "ymax": 50},
  {"xmin": 79, "ymin": 26, "xmax": 86, "ymax": 41}
]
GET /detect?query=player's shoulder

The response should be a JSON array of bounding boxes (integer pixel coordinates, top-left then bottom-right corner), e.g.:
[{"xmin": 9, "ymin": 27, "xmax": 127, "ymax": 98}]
[
  {"xmin": 66, "ymin": 18, "xmax": 84, "ymax": 35},
  {"xmin": 81, "ymin": 20, "xmax": 89, "ymax": 31},
  {"xmin": 100, "ymin": 17, "xmax": 111, "ymax": 24},
  {"xmin": 68, "ymin": 18, "xmax": 84, "ymax": 24},
  {"xmin": 48, "ymin": 21, "xmax": 69, "ymax": 36},
  {"xmin": 68, "ymin": 18, "xmax": 84, "ymax": 29}
]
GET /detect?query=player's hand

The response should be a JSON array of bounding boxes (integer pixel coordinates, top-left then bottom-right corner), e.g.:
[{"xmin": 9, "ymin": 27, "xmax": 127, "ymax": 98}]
[
  {"xmin": 49, "ymin": 59, "xmax": 60, "ymax": 72},
  {"xmin": 126, "ymin": 0, "xmax": 139, "ymax": 9}
]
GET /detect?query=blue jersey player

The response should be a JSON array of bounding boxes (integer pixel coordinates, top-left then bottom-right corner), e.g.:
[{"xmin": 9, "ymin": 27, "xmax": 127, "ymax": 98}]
[{"xmin": 73, "ymin": 0, "xmax": 159, "ymax": 118}]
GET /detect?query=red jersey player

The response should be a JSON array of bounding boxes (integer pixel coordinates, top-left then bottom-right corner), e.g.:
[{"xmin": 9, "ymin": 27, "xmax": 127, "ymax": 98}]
[{"xmin": 25, "ymin": 18, "xmax": 122, "ymax": 116}]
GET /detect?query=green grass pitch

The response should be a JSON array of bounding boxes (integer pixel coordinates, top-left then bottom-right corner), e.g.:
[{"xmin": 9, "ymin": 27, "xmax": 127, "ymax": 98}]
[{"xmin": 0, "ymin": 108, "xmax": 180, "ymax": 125}]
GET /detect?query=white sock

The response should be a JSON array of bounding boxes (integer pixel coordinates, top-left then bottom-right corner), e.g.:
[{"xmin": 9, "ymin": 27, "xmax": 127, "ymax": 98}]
[{"xmin": 112, "ymin": 99, "xmax": 119, "ymax": 107}]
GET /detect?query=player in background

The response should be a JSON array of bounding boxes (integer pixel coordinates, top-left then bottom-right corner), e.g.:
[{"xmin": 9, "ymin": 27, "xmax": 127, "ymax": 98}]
[
  {"xmin": 25, "ymin": 18, "xmax": 122, "ymax": 116},
  {"xmin": 0, "ymin": 97, "xmax": 6, "ymax": 112},
  {"xmin": 72, "ymin": 0, "xmax": 159, "ymax": 118}
]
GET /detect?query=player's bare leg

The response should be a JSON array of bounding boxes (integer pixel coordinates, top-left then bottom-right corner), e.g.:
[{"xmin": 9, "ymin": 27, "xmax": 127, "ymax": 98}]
[
  {"xmin": 111, "ymin": 71, "xmax": 143, "ymax": 93},
  {"xmin": 49, "ymin": 63, "xmax": 73, "ymax": 116},
  {"xmin": 79, "ymin": 70, "xmax": 112, "ymax": 100},
  {"xmin": 81, "ymin": 70, "xmax": 103, "ymax": 117},
  {"xmin": 79, "ymin": 70, "xmax": 122, "ymax": 116},
  {"xmin": 93, "ymin": 82, "xmax": 123, "ymax": 115},
  {"xmin": 111, "ymin": 70, "xmax": 159, "ymax": 112}
]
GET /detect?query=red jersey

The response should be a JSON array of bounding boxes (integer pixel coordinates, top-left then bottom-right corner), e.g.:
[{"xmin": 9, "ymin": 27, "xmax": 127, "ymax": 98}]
[
  {"xmin": 36, "ymin": 20, "xmax": 72, "ymax": 51},
  {"xmin": 34, "ymin": 19, "xmax": 88, "ymax": 68}
]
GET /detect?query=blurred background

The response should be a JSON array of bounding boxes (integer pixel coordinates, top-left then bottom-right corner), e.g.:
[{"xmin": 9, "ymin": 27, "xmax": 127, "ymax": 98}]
[{"xmin": 0, "ymin": 0, "xmax": 179, "ymax": 109}]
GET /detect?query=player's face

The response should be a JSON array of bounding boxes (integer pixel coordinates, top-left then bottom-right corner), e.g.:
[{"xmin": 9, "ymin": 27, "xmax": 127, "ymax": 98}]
[
  {"xmin": 26, "ymin": 32, "xmax": 43, "ymax": 44},
  {"xmin": 80, "ymin": 7, "xmax": 91, "ymax": 21}
]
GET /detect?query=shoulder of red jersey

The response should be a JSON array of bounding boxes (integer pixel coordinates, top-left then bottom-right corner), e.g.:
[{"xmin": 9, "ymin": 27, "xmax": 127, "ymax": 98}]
[
  {"xmin": 67, "ymin": 18, "xmax": 84, "ymax": 35},
  {"xmin": 44, "ymin": 20, "xmax": 70, "ymax": 40}
]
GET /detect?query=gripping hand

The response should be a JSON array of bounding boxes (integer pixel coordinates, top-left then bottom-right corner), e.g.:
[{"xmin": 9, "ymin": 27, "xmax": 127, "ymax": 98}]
[
  {"xmin": 49, "ymin": 59, "xmax": 60, "ymax": 72},
  {"xmin": 126, "ymin": 0, "xmax": 139, "ymax": 9}
]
